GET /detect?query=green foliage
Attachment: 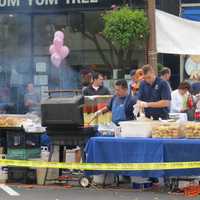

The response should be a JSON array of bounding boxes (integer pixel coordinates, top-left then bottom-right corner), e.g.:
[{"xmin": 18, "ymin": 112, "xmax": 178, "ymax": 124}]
[
  {"xmin": 103, "ymin": 6, "xmax": 149, "ymax": 49},
  {"xmin": 157, "ymin": 63, "xmax": 165, "ymax": 73}
]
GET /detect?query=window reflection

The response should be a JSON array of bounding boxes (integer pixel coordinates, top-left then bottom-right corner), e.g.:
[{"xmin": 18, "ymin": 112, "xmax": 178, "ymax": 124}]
[{"xmin": 0, "ymin": 10, "xmax": 141, "ymax": 113}]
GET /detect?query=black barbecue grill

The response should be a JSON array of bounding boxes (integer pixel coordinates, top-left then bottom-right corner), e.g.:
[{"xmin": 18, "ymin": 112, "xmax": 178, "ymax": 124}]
[
  {"xmin": 41, "ymin": 90, "xmax": 96, "ymax": 146},
  {"xmin": 40, "ymin": 90, "xmax": 96, "ymax": 186}
]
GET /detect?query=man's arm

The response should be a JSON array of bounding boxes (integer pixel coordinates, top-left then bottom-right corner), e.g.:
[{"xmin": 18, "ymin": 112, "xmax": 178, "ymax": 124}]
[
  {"xmin": 100, "ymin": 106, "xmax": 109, "ymax": 114},
  {"xmin": 94, "ymin": 96, "xmax": 114, "ymax": 117},
  {"xmin": 146, "ymin": 100, "xmax": 170, "ymax": 108},
  {"xmin": 137, "ymin": 81, "xmax": 144, "ymax": 101},
  {"xmin": 140, "ymin": 81, "xmax": 171, "ymax": 109}
]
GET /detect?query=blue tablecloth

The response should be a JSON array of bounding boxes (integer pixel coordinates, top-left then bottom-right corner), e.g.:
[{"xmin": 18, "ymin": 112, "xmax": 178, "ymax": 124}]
[{"xmin": 85, "ymin": 137, "xmax": 200, "ymax": 177}]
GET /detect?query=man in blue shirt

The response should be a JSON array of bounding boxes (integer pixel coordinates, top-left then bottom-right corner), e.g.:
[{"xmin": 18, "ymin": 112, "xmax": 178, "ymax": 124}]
[
  {"xmin": 138, "ymin": 64, "xmax": 171, "ymax": 120},
  {"xmin": 94, "ymin": 80, "xmax": 137, "ymax": 124}
]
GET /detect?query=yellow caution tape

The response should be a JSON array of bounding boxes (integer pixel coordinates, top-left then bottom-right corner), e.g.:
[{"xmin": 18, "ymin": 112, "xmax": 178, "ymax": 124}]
[{"xmin": 0, "ymin": 159, "xmax": 200, "ymax": 171}]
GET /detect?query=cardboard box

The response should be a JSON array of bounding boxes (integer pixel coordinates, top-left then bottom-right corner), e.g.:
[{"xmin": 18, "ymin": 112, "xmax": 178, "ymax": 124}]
[{"xmin": 64, "ymin": 147, "xmax": 81, "ymax": 163}]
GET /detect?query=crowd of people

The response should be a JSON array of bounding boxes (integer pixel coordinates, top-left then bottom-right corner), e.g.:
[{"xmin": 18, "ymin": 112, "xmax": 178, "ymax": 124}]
[{"xmin": 83, "ymin": 64, "xmax": 200, "ymax": 124}]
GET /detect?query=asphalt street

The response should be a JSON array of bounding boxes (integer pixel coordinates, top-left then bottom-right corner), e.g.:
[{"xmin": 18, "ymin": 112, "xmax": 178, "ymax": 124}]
[{"xmin": 0, "ymin": 185, "xmax": 198, "ymax": 200}]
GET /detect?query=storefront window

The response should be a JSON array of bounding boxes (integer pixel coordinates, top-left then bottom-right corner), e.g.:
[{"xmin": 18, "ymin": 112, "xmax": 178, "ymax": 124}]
[
  {"xmin": 0, "ymin": 4, "xmax": 144, "ymax": 114},
  {"xmin": 33, "ymin": 11, "xmax": 112, "ymax": 94},
  {"xmin": 0, "ymin": 14, "xmax": 31, "ymax": 113}
]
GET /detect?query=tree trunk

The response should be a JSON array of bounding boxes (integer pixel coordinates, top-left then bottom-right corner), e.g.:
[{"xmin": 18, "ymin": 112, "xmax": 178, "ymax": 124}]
[{"xmin": 83, "ymin": 32, "xmax": 111, "ymax": 67}]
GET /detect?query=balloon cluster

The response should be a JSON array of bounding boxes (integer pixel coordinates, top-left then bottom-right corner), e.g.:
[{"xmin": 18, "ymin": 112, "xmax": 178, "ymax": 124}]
[{"xmin": 49, "ymin": 31, "xmax": 70, "ymax": 68}]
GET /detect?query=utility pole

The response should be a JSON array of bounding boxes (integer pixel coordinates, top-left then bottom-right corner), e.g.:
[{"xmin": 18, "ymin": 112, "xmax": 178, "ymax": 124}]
[{"xmin": 147, "ymin": 0, "xmax": 157, "ymax": 73}]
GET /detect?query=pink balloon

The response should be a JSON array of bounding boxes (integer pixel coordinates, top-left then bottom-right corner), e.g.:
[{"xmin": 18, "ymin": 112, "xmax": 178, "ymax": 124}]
[
  {"xmin": 49, "ymin": 45, "xmax": 56, "ymax": 55},
  {"xmin": 51, "ymin": 53, "xmax": 62, "ymax": 68},
  {"xmin": 53, "ymin": 37, "xmax": 63, "ymax": 48},
  {"xmin": 60, "ymin": 46, "xmax": 70, "ymax": 59},
  {"xmin": 54, "ymin": 31, "xmax": 64, "ymax": 40}
]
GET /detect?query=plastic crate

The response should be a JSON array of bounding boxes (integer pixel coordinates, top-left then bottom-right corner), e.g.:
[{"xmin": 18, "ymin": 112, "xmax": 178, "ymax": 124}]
[
  {"xmin": 184, "ymin": 185, "xmax": 200, "ymax": 197},
  {"xmin": 8, "ymin": 167, "xmax": 36, "ymax": 184},
  {"xmin": 6, "ymin": 131, "xmax": 40, "ymax": 148},
  {"xmin": 7, "ymin": 148, "xmax": 41, "ymax": 160}
]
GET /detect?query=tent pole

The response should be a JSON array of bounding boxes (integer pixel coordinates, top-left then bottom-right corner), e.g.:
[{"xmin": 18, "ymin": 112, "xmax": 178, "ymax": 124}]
[
  {"xmin": 179, "ymin": 0, "xmax": 184, "ymax": 82},
  {"xmin": 180, "ymin": 55, "xmax": 184, "ymax": 82}
]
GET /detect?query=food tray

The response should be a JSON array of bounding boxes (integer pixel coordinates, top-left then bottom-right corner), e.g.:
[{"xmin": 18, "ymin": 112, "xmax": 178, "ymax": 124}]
[
  {"xmin": 152, "ymin": 122, "xmax": 182, "ymax": 138},
  {"xmin": 184, "ymin": 122, "xmax": 200, "ymax": 139},
  {"xmin": 0, "ymin": 115, "xmax": 27, "ymax": 128}
]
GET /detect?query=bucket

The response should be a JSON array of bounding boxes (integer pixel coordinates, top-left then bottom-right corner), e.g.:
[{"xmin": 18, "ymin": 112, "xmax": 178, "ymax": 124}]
[
  {"xmin": 0, "ymin": 154, "xmax": 7, "ymax": 183},
  {"xmin": 93, "ymin": 174, "xmax": 115, "ymax": 185}
]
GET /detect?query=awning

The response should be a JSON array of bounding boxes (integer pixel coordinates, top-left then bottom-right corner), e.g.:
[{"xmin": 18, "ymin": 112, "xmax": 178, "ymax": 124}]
[{"xmin": 156, "ymin": 9, "xmax": 200, "ymax": 55}]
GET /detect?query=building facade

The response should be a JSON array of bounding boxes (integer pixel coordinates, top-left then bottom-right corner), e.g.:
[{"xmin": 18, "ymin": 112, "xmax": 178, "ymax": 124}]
[{"xmin": 0, "ymin": 0, "xmax": 179, "ymax": 113}]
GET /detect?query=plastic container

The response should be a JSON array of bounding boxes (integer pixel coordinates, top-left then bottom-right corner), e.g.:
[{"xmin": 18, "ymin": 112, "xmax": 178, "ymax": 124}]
[
  {"xmin": 7, "ymin": 148, "xmax": 41, "ymax": 160},
  {"xmin": 8, "ymin": 167, "xmax": 36, "ymax": 184},
  {"xmin": 119, "ymin": 121, "xmax": 153, "ymax": 137},
  {"xmin": 183, "ymin": 122, "xmax": 200, "ymax": 138},
  {"xmin": 169, "ymin": 113, "xmax": 188, "ymax": 122},
  {"xmin": 7, "ymin": 131, "xmax": 40, "ymax": 148},
  {"xmin": 152, "ymin": 122, "xmax": 182, "ymax": 138}
]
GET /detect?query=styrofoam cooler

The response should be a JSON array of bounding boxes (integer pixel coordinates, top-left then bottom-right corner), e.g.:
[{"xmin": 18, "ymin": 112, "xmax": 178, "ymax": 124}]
[{"xmin": 119, "ymin": 121, "xmax": 153, "ymax": 137}]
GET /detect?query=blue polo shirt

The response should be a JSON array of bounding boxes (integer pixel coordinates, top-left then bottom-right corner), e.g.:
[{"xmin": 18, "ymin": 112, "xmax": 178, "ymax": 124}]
[
  {"xmin": 107, "ymin": 95, "xmax": 137, "ymax": 124},
  {"xmin": 138, "ymin": 77, "xmax": 171, "ymax": 120}
]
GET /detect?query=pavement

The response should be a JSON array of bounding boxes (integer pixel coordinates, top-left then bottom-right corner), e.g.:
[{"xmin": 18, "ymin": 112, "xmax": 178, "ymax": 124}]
[{"xmin": 0, "ymin": 185, "xmax": 199, "ymax": 200}]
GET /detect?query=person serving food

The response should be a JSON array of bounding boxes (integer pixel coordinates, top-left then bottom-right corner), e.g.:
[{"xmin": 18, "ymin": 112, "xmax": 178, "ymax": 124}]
[
  {"xmin": 136, "ymin": 64, "xmax": 171, "ymax": 120},
  {"xmin": 92, "ymin": 79, "xmax": 137, "ymax": 125}
]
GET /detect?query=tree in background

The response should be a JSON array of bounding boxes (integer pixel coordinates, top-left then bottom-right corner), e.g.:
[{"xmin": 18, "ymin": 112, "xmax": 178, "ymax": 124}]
[
  {"xmin": 157, "ymin": 63, "xmax": 165, "ymax": 73},
  {"xmin": 102, "ymin": 6, "xmax": 149, "ymax": 69},
  {"xmin": 70, "ymin": 5, "xmax": 148, "ymax": 70}
]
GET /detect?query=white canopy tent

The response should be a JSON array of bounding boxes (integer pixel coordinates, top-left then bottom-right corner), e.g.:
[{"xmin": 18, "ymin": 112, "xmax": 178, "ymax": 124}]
[
  {"xmin": 155, "ymin": 9, "xmax": 200, "ymax": 80},
  {"xmin": 156, "ymin": 9, "xmax": 200, "ymax": 55}
]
